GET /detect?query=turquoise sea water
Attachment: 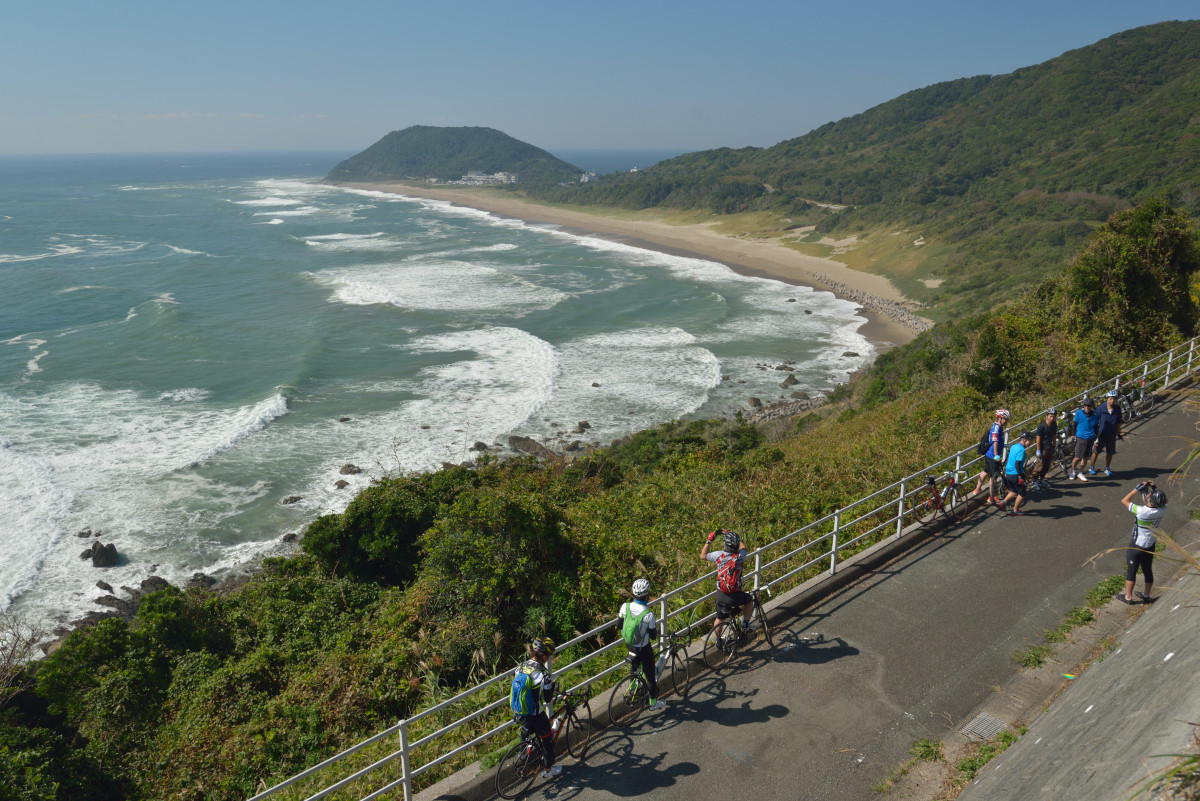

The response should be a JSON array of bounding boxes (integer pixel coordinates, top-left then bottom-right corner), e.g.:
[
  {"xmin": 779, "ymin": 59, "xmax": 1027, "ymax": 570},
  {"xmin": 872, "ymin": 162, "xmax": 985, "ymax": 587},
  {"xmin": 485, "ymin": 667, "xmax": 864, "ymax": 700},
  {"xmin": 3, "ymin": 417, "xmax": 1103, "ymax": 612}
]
[{"xmin": 0, "ymin": 152, "xmax": 872, "ymax": 630}]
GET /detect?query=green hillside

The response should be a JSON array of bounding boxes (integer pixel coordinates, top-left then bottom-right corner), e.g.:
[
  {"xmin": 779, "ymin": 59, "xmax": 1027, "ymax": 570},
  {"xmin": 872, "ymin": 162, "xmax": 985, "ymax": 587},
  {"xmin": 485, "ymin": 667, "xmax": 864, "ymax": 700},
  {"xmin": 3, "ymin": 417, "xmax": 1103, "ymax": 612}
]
[
  {"xmin": 326, "ymin": 125, "xmax": 582, "ymax": 184},
  {"xmin": 529, "ymin": 21, "xmax": 1200, "ymax": 317}
]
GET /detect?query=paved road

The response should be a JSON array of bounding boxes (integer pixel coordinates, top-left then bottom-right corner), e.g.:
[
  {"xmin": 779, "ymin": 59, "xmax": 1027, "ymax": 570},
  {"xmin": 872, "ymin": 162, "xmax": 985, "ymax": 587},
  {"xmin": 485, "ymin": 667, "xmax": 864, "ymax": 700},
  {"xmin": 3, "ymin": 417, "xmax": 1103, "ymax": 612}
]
[{"xmin": 469, "ymin": 388, "xmax": 1200, "ymax": 801}]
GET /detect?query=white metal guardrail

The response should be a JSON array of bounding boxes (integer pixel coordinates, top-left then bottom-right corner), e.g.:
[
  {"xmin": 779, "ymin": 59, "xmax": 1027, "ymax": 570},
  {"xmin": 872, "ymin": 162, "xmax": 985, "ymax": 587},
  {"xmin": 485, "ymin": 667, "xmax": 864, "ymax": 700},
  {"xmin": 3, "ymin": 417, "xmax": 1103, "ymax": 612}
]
[{"xmin": 248, "ymin": 336, "xmax": 1200, "ymax": 801}]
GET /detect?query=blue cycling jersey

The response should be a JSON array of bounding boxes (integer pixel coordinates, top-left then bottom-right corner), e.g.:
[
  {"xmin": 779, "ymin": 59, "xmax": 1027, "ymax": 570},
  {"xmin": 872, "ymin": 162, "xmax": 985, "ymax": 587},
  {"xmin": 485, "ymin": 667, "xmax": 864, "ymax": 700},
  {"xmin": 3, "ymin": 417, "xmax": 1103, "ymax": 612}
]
[
  {"xmin": 1074, "ymin": 408, "xmax": 1098, "ymax": 439},
  {"xmin": 1005, "ymin": 442, "xmax": 1026, "ymax": 475}
]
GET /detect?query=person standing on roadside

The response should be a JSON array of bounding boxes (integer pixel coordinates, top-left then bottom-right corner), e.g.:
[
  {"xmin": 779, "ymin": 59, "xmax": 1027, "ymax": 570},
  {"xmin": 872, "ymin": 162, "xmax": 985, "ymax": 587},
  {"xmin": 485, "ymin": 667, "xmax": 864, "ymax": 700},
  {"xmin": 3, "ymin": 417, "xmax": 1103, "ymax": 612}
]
[
  {"xmin": 1070, "ymin": 398, "xmax": 1098, "ymax": 481},
  {"xmin": 1033, "ymin": 409, "xmax": 1059, "ymax": 489},
  {"xmin": 1090, "ymin": 390, "xmax": 1124, "ymax": 477},
  {"xmin": 1114, "ymin": 481, "xmax": 1166, "ymax": 604},
  {"xmin": 973, "ymin": 409, "xmax": 1010, "ymax": 502},
  {"xmin": 1000, "ymin": 431, "xmax": 1034, "ymax": 515}
]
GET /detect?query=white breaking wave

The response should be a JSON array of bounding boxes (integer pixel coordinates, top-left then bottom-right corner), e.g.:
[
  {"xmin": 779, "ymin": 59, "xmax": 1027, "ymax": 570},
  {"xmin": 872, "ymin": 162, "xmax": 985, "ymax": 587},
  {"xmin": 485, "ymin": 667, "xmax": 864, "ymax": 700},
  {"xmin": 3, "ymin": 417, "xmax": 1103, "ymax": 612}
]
[
  {"xmin": 312, "ymin": 260, "xmax": 568, "ymax": 314},
  {"xmin": 230, "ymin": 197, "xmax": 304, "ymax": 207}
]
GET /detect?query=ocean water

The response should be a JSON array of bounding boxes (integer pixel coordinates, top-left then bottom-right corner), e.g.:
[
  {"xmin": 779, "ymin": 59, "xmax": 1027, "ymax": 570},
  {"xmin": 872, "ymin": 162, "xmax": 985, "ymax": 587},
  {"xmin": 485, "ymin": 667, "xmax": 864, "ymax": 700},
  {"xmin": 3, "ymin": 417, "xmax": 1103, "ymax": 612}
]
[{"xmin": 0, "ymin": 152, "xmax": 872, "ymax": 631}]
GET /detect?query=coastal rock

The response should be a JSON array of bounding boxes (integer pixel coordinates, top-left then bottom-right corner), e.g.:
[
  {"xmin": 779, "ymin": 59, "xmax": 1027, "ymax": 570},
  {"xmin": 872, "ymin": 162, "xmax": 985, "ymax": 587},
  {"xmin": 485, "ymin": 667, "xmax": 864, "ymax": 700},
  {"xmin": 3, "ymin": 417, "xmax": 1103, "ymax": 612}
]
[
  {"xmin": 804, "ymin": 309, "xmax": 813, "ymax": 314},
  {"xmin": 573, "ymin": 421, "xmax": 591, "ymax": 433},
  {"xmin": 339, "ymin": 463, "xmax": 361, "ymax": 475},
  {"xmin": 282, "ymin": 532, "xmax": 299, "ymax": 543},
  {"xmin": 335, "ymin": 479, "xmax": 349, "ymax": 489},
  {"xmin": 338, "ymin": 416, "xmax": 351, "ymax": 422},
  {"xmin": 787, "ymin": 298, "xmax": 796, "ymax": 302},
  {"xmin": 140, "ymin": 576, "xmax": 170, "ymax": 594},
  {"xmin": 76, "ymin": 527, "xmax": 93, "ymax": 539},
  {"xmin": 186, "ymin": 572, "xmax": 217, "ymax": 590},
  {"xmin": 564, "ymin": 440, "xmax": 583, "ymax": 452},
  {"xmin": 508, "ymin": 435, "xmax": 556, "ymax": 460},
  {"xmin": 780, "ymin": 374, "xmax": 799, "ymax": 389},
  {"xmin": 790, "ymin": 390, "xmax": 810, "ymax": 400},
  {"xmin": 748, "ymin": 397, "xmax": 763, "ymax": 408},
  {"xmin": 591, "ymin": 382, "xmax": 601, "ymax": 387},
  {"xmin": 470, "ymin": 441, "xmax": 489, "ymax": 451},
  {"xmin": 96, "ymin": 580, "xmax": 114, "ymax": 594},
  {"xmin": 842, "ymin": 351, "xmax": 860, "ymax": 358},
  {"xmin": 281, "ymin": 495, "xmax": 302, "ymax": 505},
  {"xmin": 87, "ymin": 542, "xmax": 119, "ymax": 568}
]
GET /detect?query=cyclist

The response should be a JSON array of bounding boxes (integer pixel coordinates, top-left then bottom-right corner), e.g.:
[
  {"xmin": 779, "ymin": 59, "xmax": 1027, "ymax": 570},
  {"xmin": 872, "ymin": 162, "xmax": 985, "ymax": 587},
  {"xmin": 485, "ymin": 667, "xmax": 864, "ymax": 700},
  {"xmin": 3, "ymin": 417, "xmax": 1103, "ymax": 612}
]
[
  {"xmin": 1032, "ymin": 409, "xmax": 1058, "ymax": 490},
  {"xmin": 972, "ymin": 409, "xmax": 1010, "ymax": 502},
  {"xmin": 700, "ymin": 529, "xmax": 752, "ymax": 645},
  {"xmin": 1115, "ymin": 481, "xmax": 1167, "ymax": 604},
  {"xmin": 509, "ymin": 636, "xmax": 561, "ymax": 777},
  {"xmin": 1000, "ymin": 431, "xmax": 1034, "ymax": 515},
  {"xmin": 1090, "ymin": 390, "xmax": 1124, "ymax": 477},
  {"xmin": 618, "ymin": 578, "xmax": 660, "ymax": 708},
  {"xmin": 1070, "ymin": 397, "xmax": 1098, "ymax": 481}
]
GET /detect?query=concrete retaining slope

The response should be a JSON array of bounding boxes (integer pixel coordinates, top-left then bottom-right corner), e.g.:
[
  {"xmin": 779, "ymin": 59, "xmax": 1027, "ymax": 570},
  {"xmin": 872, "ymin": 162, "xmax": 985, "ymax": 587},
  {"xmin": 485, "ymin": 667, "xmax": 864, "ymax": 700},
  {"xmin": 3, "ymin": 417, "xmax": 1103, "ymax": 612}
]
[{"xmin": 960, "ymin": 563, "xmax": 1200, "ymax": 801}]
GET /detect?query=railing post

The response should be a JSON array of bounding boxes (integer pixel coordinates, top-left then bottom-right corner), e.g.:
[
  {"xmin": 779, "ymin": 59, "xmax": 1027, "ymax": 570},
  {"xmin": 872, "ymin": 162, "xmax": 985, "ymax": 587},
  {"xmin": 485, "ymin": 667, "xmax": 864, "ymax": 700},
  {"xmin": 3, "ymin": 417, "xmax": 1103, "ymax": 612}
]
[
  {"xmin": 1188, "ymin": 339, "xmax": 1196, "ymax": 374},
  {"xmin": 659, "ymin": 597, "xmax": 668, "ymax": 652},
  {"xmin": 830, "ymin": 511, "xmax": 841, "ymax": 575},
  {"xmin": 753, "ymin": 551, "xmax": 761, "ymax": 591},
  {"xmin": 399, "ymin": 719, "xmax": 413, "ymax": 801},
  {"xmin": 1165, "ymin": 349, "xmax": 1174, "ymax": 388},
  {"xmin": 896, "ymin": 479, "xmax": 906, "ymax": 538}
]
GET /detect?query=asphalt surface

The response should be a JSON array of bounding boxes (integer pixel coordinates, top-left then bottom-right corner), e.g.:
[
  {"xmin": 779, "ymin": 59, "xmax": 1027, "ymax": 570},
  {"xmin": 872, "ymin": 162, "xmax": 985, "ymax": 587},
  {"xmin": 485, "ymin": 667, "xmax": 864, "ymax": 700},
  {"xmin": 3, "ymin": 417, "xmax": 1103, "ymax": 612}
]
[{"xmin": 447, "ymin": 386, "xmax": 1200, "ymax": 801}]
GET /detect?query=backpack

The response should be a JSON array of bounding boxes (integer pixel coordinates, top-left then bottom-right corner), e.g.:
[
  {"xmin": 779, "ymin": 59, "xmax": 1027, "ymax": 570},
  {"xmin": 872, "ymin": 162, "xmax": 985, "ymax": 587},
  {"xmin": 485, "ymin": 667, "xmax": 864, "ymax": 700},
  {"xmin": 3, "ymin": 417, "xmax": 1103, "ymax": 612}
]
[
  {"xmin": 621, "ymin": 602, "xmax": 652, "ymax": 647},
  {"xmin": 976, "ymin": 428, "xmax": 991, "ymax": 456},
  {"xmin": 509, "ymin": 662, "xmax": 542, "ymax": 715},
  {"xmin": 716, "ymin": 553, "xmax": 742, "ymax": 594}
]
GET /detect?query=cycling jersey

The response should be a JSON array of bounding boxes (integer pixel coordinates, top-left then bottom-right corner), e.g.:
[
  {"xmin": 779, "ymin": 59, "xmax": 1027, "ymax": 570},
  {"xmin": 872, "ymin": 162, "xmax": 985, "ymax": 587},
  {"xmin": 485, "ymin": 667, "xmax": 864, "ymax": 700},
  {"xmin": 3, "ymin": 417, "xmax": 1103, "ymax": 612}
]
[
  {"xmin": 1004, "ymin": 441, "xmax": 1027, "ymax": 476},
  {"xmin": 1096, "ymin": 404, "xmax": 1122, "ymax": 436},
  {"xmin": 1074, "ymin": 408, "xmax": 1098, "ymax": 440},
  {"xmin": 1128, "ymin": 502, "xmax": 1164, "ymax": 550},
  {"xmin": 985, "ymin": 422, "xmax": 1006, "ymax": 461}
]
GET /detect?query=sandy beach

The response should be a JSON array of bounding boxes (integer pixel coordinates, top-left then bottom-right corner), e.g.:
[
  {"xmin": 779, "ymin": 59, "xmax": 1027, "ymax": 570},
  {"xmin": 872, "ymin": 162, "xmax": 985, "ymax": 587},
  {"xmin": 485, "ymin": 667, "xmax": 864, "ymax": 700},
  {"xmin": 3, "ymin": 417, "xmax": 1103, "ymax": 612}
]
[{"xmin": 334, "ymin": 181, "xmax": 930, "ymax": 350}]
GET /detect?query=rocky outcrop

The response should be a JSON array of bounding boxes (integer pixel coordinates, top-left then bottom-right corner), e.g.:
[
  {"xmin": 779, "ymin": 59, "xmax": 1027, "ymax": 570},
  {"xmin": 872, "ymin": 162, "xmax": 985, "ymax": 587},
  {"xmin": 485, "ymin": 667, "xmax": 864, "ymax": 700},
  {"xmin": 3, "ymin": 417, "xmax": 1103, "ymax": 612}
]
[
  {"xmin": 743, "ymin": 393, "xmax": 830, "ymax": 424},
  {"xmin": 335, "ymin": 479, "xmax": 349, "ymax": 489},
  {"xmin": 508, "ymin": 435, "xmax": 557, "ymax": 460},
  {"xmin": 339, "ymin": 463, "xmax": 361, "ymax": 475},
  {"xmin": 80, "ymin": 541, "xmax": 119, "ymax": 567},
  {"xmin": 809, "ymin": 272, "xmax": 933, "ymax": 333},
  {"xmin": 281, "ymin": 495, "xmax": 302, "ymax": 505}
]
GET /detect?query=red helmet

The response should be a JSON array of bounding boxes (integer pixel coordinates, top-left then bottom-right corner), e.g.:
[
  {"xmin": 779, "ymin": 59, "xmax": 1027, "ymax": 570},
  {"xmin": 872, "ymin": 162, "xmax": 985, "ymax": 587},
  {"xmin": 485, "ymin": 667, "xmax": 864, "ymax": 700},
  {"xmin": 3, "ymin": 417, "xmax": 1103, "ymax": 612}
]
[{"xmin": 994, "ymin": 409, "xmax": 1011, "ymax": 420}]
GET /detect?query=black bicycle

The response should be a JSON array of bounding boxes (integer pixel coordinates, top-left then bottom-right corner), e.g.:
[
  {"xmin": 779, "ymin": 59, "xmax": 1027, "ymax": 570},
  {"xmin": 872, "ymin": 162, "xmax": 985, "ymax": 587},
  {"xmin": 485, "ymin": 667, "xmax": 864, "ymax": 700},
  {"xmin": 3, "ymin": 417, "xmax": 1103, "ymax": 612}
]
[
  {"xmin": 702, "ymin": 586, "xmax": 773, "ymax": 670},
  {"xmin": 608, "ymin": 623, "xmax": 692, "ymax": 727},
  {"xmin": 495, "ymin": 689, "xmax": 594, "ymax": 799}
]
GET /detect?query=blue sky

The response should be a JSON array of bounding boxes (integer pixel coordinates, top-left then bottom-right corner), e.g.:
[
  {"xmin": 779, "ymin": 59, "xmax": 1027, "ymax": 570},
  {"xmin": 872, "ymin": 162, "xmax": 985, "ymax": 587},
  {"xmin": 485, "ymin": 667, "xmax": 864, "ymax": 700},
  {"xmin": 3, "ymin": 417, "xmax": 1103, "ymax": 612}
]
[{"xmin": 2, "ymin": 0, "xmax": 1196, "ymax": 155}]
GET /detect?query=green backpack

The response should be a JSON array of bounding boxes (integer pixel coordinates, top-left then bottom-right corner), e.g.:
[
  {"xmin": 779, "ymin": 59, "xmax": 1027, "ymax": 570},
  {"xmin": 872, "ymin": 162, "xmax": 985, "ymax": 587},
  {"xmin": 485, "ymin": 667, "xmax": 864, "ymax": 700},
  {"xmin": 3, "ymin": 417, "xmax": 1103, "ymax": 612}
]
[{"xmin": 621, "ymin": 602, "xmax": 651, "ymax": 646}]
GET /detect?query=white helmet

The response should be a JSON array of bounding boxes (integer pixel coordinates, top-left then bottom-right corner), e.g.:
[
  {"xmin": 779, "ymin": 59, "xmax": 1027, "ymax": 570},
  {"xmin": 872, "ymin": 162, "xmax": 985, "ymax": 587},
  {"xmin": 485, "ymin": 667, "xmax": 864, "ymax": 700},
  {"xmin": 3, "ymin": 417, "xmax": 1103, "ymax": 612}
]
[
  {"xmin": 995, "ymin": 409, "xmax": 1011, "ymax": 420},
  {"xmin": 631, "ymin": 578, "xmax": 651, "ymax": 598}
]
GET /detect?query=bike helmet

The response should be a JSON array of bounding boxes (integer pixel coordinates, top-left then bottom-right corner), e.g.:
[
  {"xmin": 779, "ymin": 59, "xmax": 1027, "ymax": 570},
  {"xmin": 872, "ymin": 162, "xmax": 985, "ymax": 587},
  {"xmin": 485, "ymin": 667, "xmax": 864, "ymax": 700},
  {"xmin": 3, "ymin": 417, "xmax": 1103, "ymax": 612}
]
[
  {"xmin": 1147, "ymin": 488, "xmax": 1168, "ymax": 508},
  {"xmin": 1020, "ymin": 431, "xmax": 1035, "ymax": 441},
  {"xmin": 723, "ymin": 530, "xmax": 741, "ymax": 553},
  {"xmin": 631, "ymin": 578, "xmax": 651, "ymax": 598},
  {"xmin": 995, "ymin": 409, "xmax": 1011, "ymax": 420},
  {"xmin": 1045, "ymin": 409, "xmax": 1057, "ymax": 417},
  {"xmin": 530, "ymin": 636, "xmax": 556, "ymax": 657},
  {"xmin": 1106, "ymin": 389, "xmax": 1119, "ymax": 397},
  {"xmin": 1081, "ymin": 396, "xmax": 1094, "ymax": 407}
]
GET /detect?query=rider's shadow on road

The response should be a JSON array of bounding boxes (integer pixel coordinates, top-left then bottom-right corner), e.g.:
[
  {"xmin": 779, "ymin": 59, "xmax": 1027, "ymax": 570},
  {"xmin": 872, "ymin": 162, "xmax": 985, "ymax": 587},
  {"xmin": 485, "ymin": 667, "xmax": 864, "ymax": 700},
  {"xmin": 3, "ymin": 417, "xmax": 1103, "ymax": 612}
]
[
  {"xmin": 773, "ymin": 634, "xmax": 858, "ymax": 665},
  {"xmin": 552, "ymin": 732, "xmax": 700, "ymax": 798}
]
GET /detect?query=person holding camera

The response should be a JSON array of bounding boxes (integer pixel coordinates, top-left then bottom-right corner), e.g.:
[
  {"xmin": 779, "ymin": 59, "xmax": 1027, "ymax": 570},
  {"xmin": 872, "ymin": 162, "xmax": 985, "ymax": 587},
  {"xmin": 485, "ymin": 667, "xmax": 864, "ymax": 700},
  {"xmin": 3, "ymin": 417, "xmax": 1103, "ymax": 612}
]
[
  {"xmin": 1115, "ymin": 481, "xmax": 1167, "ymax": 604},
  {"xmin": 700, "ymin": 528, "xmax": 752, "ymax": 645}
]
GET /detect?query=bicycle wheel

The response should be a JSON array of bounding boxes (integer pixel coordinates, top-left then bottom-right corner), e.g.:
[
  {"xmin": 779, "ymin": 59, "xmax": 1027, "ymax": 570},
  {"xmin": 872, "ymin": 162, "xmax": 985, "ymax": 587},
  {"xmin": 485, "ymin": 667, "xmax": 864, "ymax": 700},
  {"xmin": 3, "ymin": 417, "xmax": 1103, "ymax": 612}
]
[
  {"xmin": 565, "ymin": 701, "xmax": 596, "ymax": 761},
  {"xmin": 948, "ymin": 485, "xmax": 970, "ymax": 521},
  {"xmin": 703, "ymin": 624, "xmax": 737, "ymax": 670},
  {"xmin": 495, "ymin": 739, "xmax": 541, "ymax": 799},
  {"xmin": 753, "ymin": 598, "xmax": 774, "ymax": 651},
  {"xmin": 1118, "ymin": 396, "xmax": 1135, "ymax": 421},
  {"xmin": 608, "ymin": 674, "xmax": 647, "ymax": 727},
  {"xmin": 1142, "ymin": 389, "xmax": 1155, "ymax": 413},
  {"xmin": 912, "ymin": 488, "xmax": 938, "ymax": 525},
  {"xmin": 665, "ymin": 648, "xmax": 690, "ymax": 699}
]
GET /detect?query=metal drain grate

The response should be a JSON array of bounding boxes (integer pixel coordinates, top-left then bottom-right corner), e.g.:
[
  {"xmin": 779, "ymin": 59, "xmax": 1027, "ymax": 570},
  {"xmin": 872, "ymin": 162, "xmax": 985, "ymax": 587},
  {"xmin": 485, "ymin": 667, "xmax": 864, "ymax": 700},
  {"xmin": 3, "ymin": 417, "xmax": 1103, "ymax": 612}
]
[{"xmin": 961, "ymin": 712, "xmax": 1008, "ymax": 741}]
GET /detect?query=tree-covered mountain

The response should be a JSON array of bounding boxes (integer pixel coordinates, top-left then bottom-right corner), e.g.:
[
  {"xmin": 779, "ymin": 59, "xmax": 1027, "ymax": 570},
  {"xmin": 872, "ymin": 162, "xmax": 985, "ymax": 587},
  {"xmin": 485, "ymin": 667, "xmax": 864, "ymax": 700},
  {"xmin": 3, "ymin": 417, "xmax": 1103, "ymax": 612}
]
[
  {"xmin": 326, "ymin": 126, "xmax": 581, "ymax": 184},
  {"xmin": 529, "ymin": 21, "xmax": 1200, "ymax": 317}
]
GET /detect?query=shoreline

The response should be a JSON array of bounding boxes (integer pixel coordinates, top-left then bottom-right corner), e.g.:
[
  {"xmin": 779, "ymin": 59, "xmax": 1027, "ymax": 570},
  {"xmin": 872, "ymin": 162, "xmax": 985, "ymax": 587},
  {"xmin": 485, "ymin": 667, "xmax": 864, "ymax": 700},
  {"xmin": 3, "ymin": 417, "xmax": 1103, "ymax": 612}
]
[{"xmin": 333, "ymin": 181, "xmax": 930, "ymax": 351}]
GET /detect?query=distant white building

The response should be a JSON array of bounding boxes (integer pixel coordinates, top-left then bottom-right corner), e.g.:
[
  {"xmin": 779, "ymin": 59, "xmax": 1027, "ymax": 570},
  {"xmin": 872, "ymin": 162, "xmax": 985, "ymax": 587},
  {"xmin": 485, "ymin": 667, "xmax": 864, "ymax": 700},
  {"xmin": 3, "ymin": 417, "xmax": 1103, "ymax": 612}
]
[
  {"xmin": 453, "ymin": 171, "xmax": 519, "ymax": 185},
  {"xmin": 580, "ymin": 172, "xmax": 598, "ymax": 183}
]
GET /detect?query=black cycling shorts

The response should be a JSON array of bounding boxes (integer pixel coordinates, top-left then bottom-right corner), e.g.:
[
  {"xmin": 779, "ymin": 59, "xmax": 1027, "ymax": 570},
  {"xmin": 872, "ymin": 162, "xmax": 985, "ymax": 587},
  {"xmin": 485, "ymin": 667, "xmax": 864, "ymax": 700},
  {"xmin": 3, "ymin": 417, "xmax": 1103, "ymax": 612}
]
[{"xmin": 715, "ymin": 589, "xmax": 751, "ymax": 621}]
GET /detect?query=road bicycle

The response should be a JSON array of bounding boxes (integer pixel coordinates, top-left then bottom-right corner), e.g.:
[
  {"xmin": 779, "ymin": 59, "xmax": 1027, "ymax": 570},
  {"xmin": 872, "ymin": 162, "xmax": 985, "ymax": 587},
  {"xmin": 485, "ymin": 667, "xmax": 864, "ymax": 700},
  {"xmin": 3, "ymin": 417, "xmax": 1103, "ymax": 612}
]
[
  {"xmin": 910, "ymin": 470, "xmax": 969, "ymax": 524},
  {"xmin": 1118, "ymin": 378, "xmax": 1154, "ymax": 419},
  {"xmin": 495, "ymin": 688, "xmax": 595, "ymax": 799},
  {"xmin": 1051, "ymin": 429, "xmax": 1075, "ymax": 479},
  {"xmin": 702, "ymin": 586, "xmax": 773, "ymax": 670},
  {"xmin": 608, "ymin": 623, "xmax": 692, "ymax": 727}
]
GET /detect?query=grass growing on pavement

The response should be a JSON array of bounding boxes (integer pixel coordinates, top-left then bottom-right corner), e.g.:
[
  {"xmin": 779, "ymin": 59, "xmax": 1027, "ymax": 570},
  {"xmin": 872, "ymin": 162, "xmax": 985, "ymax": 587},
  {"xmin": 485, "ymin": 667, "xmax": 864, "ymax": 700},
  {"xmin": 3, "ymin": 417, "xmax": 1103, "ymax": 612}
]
[
  {"xmin": 1013, "ymin": 575, "xmax": 1124, "ymax": 668},
  {"xmin": 956, "ymin": 730, "xmax": 1020, "ymax": 782}
]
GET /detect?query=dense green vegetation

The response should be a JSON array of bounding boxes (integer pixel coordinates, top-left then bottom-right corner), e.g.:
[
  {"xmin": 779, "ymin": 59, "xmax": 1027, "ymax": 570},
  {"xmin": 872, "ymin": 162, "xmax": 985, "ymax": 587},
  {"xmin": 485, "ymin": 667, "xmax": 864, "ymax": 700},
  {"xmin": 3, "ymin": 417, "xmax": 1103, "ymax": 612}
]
[
  {"xmin": 326, "ymin": 126, "xmax": 581, "ymax": 184},
  {"xmin": 2, "ymin": 199, "xmax": 1196, "ymax": 800},
  {"xmin": 525, "ymin": 21, "xmax": 1200, "ymax": 317}
]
